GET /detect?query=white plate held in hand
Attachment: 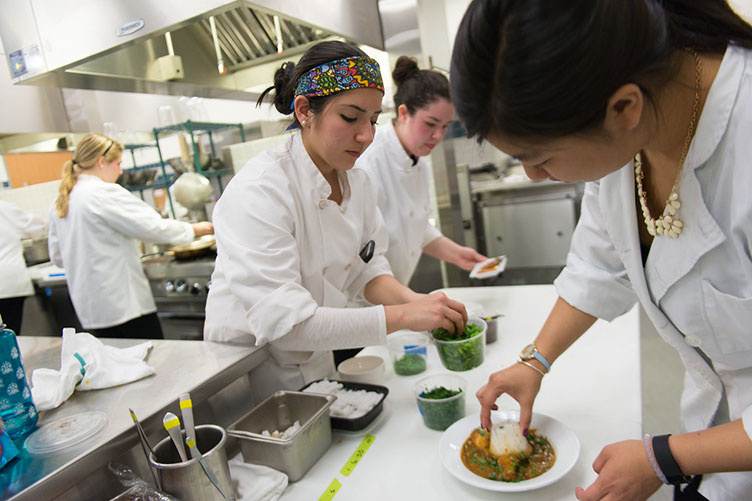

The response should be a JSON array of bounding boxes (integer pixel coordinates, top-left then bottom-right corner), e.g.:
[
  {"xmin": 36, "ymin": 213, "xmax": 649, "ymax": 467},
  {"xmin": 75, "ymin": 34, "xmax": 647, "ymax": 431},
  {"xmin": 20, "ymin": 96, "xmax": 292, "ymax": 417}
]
[
  {"xmin": 439, "ymin": 409, "xmax": 580, "ymax": 492},
  {"xmin": 469, "ymin": 255, "xmax": 508, "ymax": 280}
]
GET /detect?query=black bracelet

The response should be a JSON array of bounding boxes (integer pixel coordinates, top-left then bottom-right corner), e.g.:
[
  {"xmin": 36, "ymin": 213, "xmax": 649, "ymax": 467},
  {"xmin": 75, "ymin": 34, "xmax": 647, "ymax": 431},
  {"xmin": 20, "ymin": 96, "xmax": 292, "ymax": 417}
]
[{"xmin": 652, "ymin": 434, "xmax": 692, "ymax": 485}]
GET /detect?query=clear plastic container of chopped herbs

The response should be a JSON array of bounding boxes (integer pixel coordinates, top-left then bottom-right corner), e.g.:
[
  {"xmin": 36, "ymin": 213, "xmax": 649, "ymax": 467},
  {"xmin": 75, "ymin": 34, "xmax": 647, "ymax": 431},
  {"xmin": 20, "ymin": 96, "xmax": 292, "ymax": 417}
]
[
  {"xmin": 414, "ymin": 374, "xmax": 467, "ymax": 431},
  {"xmin": 432, "ymin": 317, "xmax": 487, "ymax": 371},
  {"xmin": 387, "ymin": 331, "xmax": 429, "ymax": 376}
]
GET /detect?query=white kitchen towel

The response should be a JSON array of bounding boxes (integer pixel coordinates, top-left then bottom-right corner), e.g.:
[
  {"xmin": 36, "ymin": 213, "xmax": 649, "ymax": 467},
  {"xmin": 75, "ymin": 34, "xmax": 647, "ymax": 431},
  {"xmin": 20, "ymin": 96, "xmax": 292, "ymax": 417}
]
[
  {"xmin": 31, "ymin": 328, "xmax": 156, "ymax": 411},
  {"xmin": 229, "ymin": 453, "xmax": 288, "ymax": 501}
]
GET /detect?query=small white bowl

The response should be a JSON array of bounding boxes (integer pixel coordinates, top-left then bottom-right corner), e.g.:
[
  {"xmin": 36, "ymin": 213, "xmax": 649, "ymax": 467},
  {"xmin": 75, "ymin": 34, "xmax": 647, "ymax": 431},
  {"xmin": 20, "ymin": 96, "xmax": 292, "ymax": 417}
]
[{"xmin": 337, "ymin": 355, "xmax": 385, "ymax": 384}]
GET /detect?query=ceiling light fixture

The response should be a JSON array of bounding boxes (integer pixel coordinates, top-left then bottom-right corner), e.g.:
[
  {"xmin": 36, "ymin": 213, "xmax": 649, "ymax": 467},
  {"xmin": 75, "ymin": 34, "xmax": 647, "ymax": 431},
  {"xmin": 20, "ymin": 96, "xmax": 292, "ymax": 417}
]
[{"xmin": 209, "ymin": 16, "xmax": 227, "ymax": 75}]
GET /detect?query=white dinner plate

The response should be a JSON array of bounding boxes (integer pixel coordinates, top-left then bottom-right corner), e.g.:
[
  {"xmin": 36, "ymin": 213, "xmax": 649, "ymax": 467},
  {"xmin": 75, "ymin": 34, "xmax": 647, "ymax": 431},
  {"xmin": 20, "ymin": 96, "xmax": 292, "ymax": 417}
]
[
  {"xmin": 439, "ymin": 410, "xmax": 580, "ymax": 492},
  {"xmin": 469, "ymin": 255, "xmax": 508, "ymax": 280}
]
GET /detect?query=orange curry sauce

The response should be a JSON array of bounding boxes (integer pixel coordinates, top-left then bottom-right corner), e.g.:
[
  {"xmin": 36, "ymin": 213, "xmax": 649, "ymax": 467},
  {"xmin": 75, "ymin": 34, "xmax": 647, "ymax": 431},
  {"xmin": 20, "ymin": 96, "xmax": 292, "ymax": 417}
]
[{"xmin": 461, "ymin": 428, "xmax": 555, "ymax": 482}]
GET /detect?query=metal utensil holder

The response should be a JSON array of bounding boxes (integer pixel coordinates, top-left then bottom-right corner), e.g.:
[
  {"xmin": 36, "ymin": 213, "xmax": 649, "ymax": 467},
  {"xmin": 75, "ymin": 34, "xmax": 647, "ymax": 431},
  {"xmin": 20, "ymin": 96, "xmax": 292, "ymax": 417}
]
[{"xmin": 149, "ymin": 424, "xmax": 234, "ymax": 500}]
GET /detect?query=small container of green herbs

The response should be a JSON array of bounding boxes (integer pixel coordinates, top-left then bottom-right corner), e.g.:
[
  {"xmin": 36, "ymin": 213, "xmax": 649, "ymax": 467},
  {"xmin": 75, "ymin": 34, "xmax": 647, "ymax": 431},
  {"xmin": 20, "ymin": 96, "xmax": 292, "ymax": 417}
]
[
  {"xmin": 387, "ymin": 331, "xmax": 429, "ymax": 376},
  {"xmin": 414, "ymin": 373, "xmax": 467, "ymax": 431},
  {"xmin": 431, "ymin": 316, "xmax": 487, "ymax": 371}
]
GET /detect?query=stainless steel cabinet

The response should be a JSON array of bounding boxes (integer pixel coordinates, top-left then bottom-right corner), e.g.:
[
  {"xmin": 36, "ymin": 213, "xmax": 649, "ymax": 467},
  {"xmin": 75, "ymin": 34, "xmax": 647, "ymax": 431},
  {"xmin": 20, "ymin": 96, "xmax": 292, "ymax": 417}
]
[{"xmin": 477, "ymin": 184, "xmax": 579, "ymax": 270}]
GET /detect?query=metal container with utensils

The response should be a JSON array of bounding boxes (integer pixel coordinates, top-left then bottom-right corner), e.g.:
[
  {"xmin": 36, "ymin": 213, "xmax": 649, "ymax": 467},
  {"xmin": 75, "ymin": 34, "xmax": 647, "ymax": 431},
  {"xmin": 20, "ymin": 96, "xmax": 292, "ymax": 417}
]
[
  {"xmin": 149, "ymin": 424, "xmax": 234, "ymax": 500},
  {"xmin": 228, "ymin": 390, "xmax": 335, "ymax": 481}
]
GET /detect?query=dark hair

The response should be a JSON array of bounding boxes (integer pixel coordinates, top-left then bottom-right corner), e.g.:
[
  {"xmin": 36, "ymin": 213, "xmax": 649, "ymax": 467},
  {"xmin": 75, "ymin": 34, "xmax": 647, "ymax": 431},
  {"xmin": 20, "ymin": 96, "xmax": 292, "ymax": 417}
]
[
  {"xmin": 392, "ymin": 56, "xmax": 451, "ymax": 115},
  {"xmin": 450, "ymin": 0, "xmax": 752, "ymax": 142},
  {"xmin": 257, "ymin": 41, "xmax": 371, "ymax": 128}
]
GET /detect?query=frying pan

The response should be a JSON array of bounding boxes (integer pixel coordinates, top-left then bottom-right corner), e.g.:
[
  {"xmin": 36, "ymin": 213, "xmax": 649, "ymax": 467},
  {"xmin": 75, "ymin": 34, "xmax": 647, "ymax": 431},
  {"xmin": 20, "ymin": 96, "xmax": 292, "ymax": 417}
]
[{"xmin": 169, "ymin": 235, "xmax": 216, "ymax": 261}]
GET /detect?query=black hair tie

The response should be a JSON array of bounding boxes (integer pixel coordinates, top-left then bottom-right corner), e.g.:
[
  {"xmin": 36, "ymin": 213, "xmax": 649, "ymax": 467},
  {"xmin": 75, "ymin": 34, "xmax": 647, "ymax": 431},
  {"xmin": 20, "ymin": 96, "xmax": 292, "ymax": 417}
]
[{"xmin": 102, "ymin": 139, "xmax": 114, "ymax": 157}]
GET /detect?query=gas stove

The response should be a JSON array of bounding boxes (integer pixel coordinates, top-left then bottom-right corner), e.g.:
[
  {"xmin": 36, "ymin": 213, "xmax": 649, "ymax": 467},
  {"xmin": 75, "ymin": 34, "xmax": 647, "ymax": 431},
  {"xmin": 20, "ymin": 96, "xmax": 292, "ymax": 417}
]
[
  {"xmin": 142, "ymin": 255, "xmax": 215, "ymax": 301},
  {"xmin": 141, "ymin": 254, "xmax": 216, "ymax": 340}
]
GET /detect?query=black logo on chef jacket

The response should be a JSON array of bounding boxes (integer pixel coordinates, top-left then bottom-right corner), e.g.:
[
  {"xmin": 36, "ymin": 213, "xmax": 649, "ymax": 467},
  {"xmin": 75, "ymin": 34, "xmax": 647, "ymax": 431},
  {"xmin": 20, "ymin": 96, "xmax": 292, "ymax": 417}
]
[{"xmin": 359, "ymin": 240, "xmax": 375, "ymax": 263}]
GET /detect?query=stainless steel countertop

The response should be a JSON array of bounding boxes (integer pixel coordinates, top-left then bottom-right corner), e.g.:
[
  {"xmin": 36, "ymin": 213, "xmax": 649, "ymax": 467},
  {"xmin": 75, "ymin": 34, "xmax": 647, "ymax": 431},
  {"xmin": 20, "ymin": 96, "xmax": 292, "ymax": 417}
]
[
  {"xmin": 471, "ymin": 178, "xmax": 579, "ymax": 196},
  {"xmin": 3, "ymin": 337, "xmax": 268, "ymax": 500}
]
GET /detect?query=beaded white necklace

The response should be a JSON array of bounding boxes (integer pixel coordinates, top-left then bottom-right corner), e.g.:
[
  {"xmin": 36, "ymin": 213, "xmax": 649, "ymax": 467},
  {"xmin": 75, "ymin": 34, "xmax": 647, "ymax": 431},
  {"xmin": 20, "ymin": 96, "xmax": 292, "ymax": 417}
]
[{"xmin": 634, "ymin": 51, "xmax": 701, "ymax": 239}]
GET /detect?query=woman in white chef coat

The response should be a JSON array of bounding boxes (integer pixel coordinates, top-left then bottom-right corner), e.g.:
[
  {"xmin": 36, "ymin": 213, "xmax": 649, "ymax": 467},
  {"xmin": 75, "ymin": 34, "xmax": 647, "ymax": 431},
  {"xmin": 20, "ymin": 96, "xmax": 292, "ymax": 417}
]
[
  {"xmin": 204, "ymin": 41, "xmax": 467, "ymax": 402},
  {"xmin": 356, "ymin": 56, "xmax": 486, "ymax": 286},
  {"xmin": 48, "ymin": 133, "xmax": 213, "ymax": 339},
  {"xmin": 451, "ymin": 1, "xmax": 752, "ymax": 500},
  {"xmin": 0, "ymin": 201, "xmax": 46, "ymax": 334}
]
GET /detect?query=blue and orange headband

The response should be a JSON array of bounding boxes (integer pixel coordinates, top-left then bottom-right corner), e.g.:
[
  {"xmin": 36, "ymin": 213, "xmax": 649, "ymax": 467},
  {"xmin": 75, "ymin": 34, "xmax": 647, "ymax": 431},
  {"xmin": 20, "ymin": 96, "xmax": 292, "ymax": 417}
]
[{"xmin": 293, "ymin": 56, "xmax": 384, "ymax": 104}]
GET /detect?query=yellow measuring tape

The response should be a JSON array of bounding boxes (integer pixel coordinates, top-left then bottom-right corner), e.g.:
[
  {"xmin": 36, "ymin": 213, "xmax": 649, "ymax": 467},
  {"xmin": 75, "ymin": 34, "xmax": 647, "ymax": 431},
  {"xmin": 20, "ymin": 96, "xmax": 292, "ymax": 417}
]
[
  {"xmin": 317, "ymin": 434, "xmax": 376, "ymax": 501},
  {"xmin": 340, "ymin": 434, "xmax": 375, "ymax": 476},
  {"xmin": 317, "ymin": 478, "xmax": 342, "ymax": 501}
]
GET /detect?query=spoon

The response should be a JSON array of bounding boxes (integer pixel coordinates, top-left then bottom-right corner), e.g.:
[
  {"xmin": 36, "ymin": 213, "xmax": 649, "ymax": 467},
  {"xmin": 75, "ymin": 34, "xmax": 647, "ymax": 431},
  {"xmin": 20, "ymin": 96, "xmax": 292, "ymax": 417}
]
[
  {"xmin": 179, "ymin": 393, "xmax": 197, "ymax": 457},
  {"xmin": 162, "ymin": 412, "xmax": 188, "ymax": 462}
]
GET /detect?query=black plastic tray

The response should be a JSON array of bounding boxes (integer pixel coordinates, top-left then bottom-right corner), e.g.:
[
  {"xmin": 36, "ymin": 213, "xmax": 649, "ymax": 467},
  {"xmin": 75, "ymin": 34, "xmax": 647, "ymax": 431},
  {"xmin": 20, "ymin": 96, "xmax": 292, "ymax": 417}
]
[{"xmin": 300, "ymin": 379, "xmax": 389, "ymax": 431}]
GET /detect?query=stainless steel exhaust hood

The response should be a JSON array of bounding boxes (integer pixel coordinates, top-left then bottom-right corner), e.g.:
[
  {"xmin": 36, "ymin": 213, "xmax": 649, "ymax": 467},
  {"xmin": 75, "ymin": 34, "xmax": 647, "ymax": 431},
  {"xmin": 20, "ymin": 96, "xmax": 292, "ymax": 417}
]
[{"xmin": 0, "ymin": 0, "xmax": 384, "ymax": 101}]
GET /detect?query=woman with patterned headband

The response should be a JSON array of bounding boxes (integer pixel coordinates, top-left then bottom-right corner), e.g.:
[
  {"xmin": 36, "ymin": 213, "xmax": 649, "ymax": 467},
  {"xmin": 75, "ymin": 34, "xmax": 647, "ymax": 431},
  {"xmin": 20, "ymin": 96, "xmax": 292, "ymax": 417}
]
[
  {"xmin": 48, "ymin": 133, "xmax": 213, "ymax": 338},
  {"xmin": 204, "ymin": 41, "xmax": 468, "ymax": 401}
]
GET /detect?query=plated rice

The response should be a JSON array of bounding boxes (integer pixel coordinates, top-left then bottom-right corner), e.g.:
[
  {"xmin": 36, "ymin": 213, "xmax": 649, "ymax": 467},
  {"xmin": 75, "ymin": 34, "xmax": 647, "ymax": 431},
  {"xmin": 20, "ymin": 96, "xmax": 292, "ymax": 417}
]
[{"xmin": 490, "ymin": 420, "xmax": 533, "ymax": 456}]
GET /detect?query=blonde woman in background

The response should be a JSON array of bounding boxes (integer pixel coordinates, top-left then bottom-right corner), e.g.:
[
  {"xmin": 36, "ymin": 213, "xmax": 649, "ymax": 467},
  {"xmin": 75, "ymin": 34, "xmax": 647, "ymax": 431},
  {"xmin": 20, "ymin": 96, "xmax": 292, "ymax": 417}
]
[{"xmin": 48, "ymin": 133, "xmax": 213, "ymax": 338}]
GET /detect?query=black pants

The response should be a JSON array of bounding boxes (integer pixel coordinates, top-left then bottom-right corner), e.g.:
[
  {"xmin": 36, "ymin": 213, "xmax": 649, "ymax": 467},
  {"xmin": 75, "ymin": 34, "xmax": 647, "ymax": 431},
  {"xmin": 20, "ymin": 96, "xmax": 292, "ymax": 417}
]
[
  {"xmin": 89, "ymin": 312, "xmax": 164, "ymax": 339},
  {"xmin": 0, "ymin": 296, "xmax": 26, "ymax": 334},
  {"xmin": 675, "ymin": 476, "xmax": 708, "ymax": 501}
]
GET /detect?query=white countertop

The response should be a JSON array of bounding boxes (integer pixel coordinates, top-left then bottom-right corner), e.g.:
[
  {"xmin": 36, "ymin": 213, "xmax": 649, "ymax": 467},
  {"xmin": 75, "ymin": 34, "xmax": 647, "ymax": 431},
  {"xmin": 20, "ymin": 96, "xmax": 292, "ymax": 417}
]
[
  {"xmin": 281, "ymin": 285, "xmax": 642, "ymax": 500},
  {"xmin": 26, "ymin": 261, "xmax": 66, "ymax": 287}
]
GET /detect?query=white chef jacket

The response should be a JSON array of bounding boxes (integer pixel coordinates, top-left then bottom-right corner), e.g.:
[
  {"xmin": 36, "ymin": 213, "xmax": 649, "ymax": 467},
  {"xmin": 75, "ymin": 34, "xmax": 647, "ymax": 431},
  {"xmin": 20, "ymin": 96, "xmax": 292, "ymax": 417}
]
[
  {"xmin": 554, "ymin": 45, "xmax": 752, "ymax": 498},
  {"xmin": 0, "ymin": 201, "xmax": 46, "ymax": 299},
  {"xmin": 355, "ymin": 119, "xmax": 442, "ymax": 285},
  {"xmin": 47, "ymin": 174, "xmax": 194, "ymax": 329},
  {"xmin": 204, "ymin": 132, "xmax": 392, "ymax": 396}
]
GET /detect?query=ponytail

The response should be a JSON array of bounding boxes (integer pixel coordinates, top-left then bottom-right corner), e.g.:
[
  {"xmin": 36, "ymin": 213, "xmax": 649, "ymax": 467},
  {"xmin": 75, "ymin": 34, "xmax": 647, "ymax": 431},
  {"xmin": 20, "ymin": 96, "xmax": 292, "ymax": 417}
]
[{"xmin": 55, "ymin": 160, "xmax": 79, "ymax": 218}]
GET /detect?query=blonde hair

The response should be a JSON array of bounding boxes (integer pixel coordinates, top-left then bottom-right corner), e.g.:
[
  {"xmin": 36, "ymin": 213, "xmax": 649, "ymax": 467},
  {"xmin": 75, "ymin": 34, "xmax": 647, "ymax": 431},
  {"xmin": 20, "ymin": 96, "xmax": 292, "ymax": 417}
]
[{"xmin": 55, "ymin": 133, "xmax": 123, "ymax": 218}]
